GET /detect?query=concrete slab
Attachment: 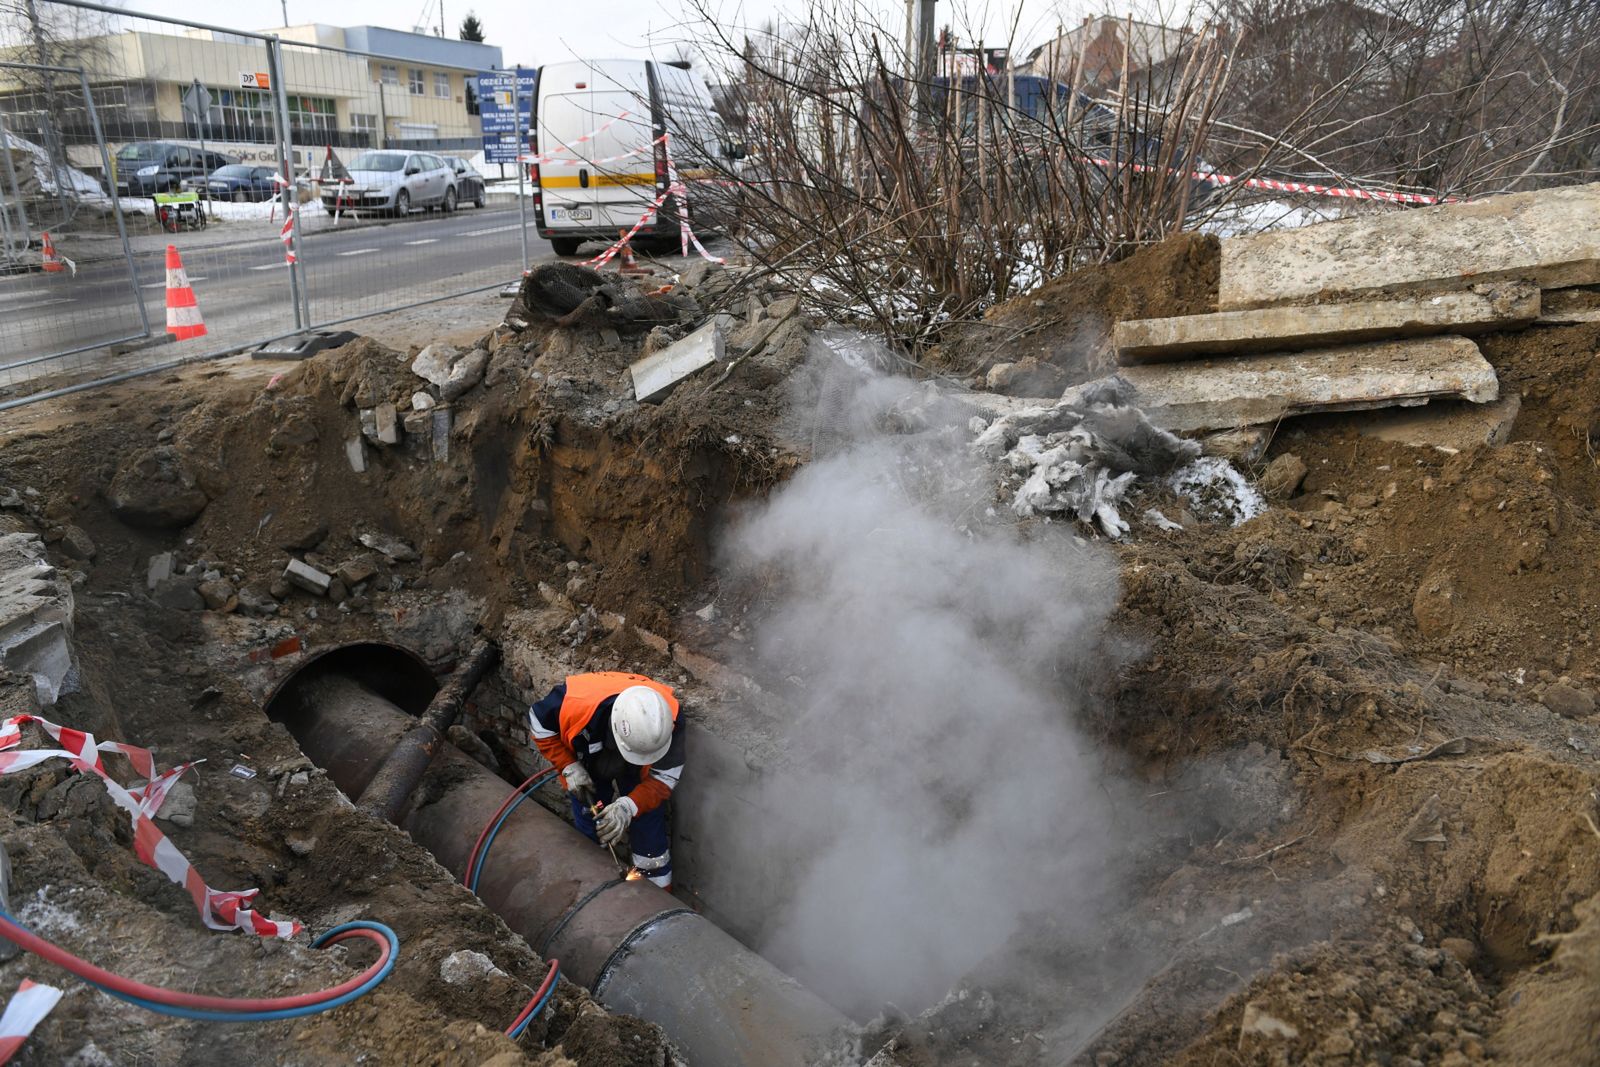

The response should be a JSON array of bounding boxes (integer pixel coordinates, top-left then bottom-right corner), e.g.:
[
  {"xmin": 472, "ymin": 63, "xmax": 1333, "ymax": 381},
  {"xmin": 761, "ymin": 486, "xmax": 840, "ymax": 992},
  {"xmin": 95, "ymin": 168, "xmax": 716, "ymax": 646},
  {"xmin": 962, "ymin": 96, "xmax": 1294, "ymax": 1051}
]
[
  {"xmin": 630, "ymin": 319, "xmax": 726, "ymax": 403},
  {"xmin": 1062, "ymin": 336, "xmax": 1499, "ymax": 434},
  {"xmin": 1115, "ymin": 283, "xmax": 1539, "ymax": 364},
  {"xmin": 1218, "ymin": 182, "xmax": 1600, "ymax": 310},
  {"xmin": 0, "ymin": 532, "xmax": 74, "ymax": 706},
  {"xmin": 1537, "ymin": 287, "xmax": 1600, "ymax": 325},
  {"xmin": 1351, "ymin": 393, "xmax": 1521, "ymax": 452}
]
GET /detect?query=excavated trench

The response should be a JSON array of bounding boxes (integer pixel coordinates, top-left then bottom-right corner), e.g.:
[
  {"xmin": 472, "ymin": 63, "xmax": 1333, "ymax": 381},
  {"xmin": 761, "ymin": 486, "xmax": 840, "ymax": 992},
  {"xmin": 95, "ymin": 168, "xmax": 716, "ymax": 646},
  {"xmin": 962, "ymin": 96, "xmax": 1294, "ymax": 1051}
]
[{"xmin": 265, "ymin": 644, "xmax": 879, "ymax": 1067}]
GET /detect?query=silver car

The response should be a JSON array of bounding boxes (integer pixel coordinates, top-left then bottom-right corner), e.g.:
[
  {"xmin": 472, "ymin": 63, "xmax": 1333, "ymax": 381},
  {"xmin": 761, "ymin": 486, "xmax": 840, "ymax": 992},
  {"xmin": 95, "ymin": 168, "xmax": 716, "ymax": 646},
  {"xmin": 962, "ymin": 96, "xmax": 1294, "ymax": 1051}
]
[{"xmin": 323, "ymin": 150, "xmax": 457, "ymax": 216}]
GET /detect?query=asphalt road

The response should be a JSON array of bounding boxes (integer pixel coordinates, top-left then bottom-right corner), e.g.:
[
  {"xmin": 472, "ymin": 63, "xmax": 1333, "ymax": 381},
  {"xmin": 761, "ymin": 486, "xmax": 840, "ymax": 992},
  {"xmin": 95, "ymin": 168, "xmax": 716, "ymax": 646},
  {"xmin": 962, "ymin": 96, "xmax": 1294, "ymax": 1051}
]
[{"xmin": 1, "ymin": 201, "xmax": 553, "ymax": 373}]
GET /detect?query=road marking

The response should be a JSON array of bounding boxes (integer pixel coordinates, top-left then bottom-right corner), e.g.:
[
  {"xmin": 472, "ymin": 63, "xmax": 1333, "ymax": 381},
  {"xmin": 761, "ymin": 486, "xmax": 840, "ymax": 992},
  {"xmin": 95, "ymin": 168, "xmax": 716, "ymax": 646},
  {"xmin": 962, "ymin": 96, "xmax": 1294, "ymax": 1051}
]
[
  {"xmin": 405, "ymin": 238, "xmax": 439, "ymax": 246},
  {"xmin": 3, "ymin": 297, "xmax": 72, "ymax": 312},
  {"xmin": 142, "ymin": 276, "xmax": 207, "ymax": 289},
  {"xmin": 461, "ymin": 224, "xmax": 522, "ymax": 236},
  {"xmin": 250, "ymin": 262, "xmax": 290, "ymax": 271},
  {"xmin": 337, "ymin": 248, "xmax": 379, "ymax": 257}
]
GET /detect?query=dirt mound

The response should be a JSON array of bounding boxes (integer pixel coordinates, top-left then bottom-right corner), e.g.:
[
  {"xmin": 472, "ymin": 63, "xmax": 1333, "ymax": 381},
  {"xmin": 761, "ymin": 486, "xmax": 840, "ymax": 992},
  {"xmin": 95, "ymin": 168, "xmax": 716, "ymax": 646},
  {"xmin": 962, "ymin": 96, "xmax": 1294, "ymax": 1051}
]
[{"xmin": 929, "ymin": 232, "xmax": 1219, "ymax": 391}]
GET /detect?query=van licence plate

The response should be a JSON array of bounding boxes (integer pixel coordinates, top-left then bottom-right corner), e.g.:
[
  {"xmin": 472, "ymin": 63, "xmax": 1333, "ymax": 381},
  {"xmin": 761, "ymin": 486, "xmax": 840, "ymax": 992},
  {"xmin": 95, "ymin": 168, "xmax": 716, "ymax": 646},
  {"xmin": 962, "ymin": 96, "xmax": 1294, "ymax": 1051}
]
[{"xmin": 552, "ymin": 205, "xmax": 592, "ymax": 221}]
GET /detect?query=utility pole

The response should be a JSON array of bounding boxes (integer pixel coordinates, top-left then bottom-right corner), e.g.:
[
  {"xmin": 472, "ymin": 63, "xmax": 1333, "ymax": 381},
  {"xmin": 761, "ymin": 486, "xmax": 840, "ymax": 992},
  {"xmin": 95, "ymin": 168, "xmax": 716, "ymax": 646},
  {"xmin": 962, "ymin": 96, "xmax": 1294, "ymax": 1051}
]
[
  {"xmin": 280, "ymin": 0, "xmax": 288, "ymax": 26},
  {"xmin": 915, "ymin": 0, "xmax": 936, "ymax": 120}
]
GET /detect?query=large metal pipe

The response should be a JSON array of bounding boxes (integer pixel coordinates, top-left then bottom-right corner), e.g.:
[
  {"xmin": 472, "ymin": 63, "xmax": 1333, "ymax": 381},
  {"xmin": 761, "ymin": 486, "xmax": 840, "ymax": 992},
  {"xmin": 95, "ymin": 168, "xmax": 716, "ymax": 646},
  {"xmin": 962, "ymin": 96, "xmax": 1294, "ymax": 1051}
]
[{"xmin": 274, "ymin": 669, "xmax": 867, "ymax": 1067}]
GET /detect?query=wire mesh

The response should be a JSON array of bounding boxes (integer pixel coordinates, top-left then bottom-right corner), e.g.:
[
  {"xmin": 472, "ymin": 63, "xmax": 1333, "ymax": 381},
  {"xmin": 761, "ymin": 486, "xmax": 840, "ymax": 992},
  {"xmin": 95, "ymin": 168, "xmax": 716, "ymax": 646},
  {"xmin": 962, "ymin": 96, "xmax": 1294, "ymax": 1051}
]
[{"xmin": 0, "ymin": 0, "xmax": 533, "ymax": 406}]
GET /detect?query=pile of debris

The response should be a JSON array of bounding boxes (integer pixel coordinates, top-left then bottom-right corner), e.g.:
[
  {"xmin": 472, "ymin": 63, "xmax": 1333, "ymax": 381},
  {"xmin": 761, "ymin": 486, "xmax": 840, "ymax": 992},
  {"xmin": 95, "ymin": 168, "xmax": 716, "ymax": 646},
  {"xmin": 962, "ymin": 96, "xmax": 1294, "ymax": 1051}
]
[{"xmin": 973, "ymin": 181, "xmax": 1600, "ymax": 538}]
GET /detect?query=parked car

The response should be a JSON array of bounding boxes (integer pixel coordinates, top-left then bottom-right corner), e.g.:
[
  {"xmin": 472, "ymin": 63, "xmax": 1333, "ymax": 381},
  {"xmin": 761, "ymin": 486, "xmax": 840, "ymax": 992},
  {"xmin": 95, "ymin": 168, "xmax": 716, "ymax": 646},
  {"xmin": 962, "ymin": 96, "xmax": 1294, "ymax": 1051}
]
[
  {"xmin": 448, "ymin": 157, "xmax": 487, "ymax": 208},
  {"xmin": 322, "ymin": 150, "xmax": 456, "ymax": 216},
  {"xmin": 201, "ymin": 164, "xmax": 279, "ymax": 202},
  {"xmin": 112, "ymin": 142, "xmax": 235, "ymax": 197}
]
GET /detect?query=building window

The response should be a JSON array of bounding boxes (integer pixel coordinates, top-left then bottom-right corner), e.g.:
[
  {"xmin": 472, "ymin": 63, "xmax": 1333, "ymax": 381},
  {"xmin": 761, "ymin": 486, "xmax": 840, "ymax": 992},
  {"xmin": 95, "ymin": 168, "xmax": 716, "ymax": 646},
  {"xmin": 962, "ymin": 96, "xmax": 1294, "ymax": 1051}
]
[
  {"xmin": 409, "ymin": 68, "xmax": 424, "ymax": 95},
  {"xmin": 350, "ymin": 112, "xmax": 376, "ymax": 132},
  {"xmin": 200, "ymin": 85, "xmax": 273, "ymax": 142},
  {"xmin": 434, "ymin": 71, "xmax": 450, "ymax": 98},
  {"xmin": 380, "ymin": 64, "xmax": 399, "ymax": 86},
  {"xmin": 287, "ymin": 94, "xmax": 336, "ymax": 135}
]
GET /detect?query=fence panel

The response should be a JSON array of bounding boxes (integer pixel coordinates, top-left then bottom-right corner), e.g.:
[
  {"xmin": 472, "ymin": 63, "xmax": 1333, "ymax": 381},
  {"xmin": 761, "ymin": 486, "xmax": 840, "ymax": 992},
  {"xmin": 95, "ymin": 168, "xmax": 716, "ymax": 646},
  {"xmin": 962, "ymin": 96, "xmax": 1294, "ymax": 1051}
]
[
  {"xmin": 0, "ymin": 0, "xmax": 535, "ymax": 408},
  {"xmin": 0, "ymin": 61, "xmax": 151, "ymax": 393}
]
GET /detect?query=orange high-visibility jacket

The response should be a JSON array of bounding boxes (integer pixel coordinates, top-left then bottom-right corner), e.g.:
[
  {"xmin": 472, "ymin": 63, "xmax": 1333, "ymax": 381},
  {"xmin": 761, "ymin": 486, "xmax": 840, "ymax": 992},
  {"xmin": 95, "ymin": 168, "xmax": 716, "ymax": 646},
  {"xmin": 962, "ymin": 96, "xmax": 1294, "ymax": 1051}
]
[{"xmin": 531, "ymin": 672, "xmax": 681, "ymax": 813}]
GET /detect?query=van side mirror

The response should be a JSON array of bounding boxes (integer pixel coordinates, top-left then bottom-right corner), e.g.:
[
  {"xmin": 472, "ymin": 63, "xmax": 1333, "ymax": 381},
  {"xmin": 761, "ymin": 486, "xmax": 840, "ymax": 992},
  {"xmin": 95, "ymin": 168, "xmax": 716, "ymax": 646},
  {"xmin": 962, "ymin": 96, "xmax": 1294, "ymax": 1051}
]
[{"xmin": 723, "ymin": 141, "xmax": 747, "ymax": 161}]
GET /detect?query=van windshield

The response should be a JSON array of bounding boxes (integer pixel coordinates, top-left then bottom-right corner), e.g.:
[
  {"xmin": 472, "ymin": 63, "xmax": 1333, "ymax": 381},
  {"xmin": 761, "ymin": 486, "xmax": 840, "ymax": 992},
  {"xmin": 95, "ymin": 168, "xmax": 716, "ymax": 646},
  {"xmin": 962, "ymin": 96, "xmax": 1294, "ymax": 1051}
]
[
  {"xmin": 348, "ymin": 152, "xmax": 405, "ymax": 172},
  {"xmin": 116, "ymin": 144, "xmax": 163, "ymax": 162}
]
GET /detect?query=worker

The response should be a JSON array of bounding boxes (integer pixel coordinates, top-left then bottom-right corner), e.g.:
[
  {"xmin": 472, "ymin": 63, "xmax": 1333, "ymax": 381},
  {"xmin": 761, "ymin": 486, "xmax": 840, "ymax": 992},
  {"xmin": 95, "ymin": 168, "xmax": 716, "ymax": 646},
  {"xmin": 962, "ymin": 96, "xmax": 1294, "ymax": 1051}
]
[{"xmin": 527, "ymin": 672, "xmax": 683, "ymax": 889}]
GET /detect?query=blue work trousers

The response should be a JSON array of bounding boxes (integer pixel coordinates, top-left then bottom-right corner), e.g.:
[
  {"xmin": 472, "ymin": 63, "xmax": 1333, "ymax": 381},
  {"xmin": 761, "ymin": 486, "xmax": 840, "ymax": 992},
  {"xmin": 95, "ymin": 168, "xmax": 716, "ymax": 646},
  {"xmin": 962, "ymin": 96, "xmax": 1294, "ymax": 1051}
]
[{"xmin": 571, "ymin": 772, "xmax": 672, "ymax": 888}]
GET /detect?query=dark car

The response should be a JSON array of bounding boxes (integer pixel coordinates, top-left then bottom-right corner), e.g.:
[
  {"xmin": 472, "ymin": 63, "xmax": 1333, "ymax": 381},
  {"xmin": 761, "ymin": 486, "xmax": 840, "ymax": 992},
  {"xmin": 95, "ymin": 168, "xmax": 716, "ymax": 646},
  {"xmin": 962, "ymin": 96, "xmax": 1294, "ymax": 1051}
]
[
  {"xmin": 204, "ymin": 164, "xmax": 278, "ymax": 202},
  {"xmin": 448, "ymin": 157, "xmax": 487, "ymax": 208},
  {"xmin": 112, "ymin": 142, "xmax": 236, "ymax": 197}
]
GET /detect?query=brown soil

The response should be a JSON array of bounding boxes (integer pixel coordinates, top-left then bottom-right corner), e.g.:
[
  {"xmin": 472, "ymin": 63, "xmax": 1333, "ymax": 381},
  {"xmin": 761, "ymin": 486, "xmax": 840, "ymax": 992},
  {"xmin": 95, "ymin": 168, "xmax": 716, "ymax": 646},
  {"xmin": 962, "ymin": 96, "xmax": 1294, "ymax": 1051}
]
[
  {"xmin": 5, "ymin": 244, "xmax": 1600, "ymax": 1067},
  {"xmin": 928, "ymin": 232, "xmax": 1220, "ymax": 390}
]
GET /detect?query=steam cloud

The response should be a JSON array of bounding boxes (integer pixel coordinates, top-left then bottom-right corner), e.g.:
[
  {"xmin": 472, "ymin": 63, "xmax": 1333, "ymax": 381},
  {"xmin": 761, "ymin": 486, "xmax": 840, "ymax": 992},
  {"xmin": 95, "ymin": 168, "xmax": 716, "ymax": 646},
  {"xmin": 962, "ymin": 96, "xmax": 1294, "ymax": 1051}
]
[{"xmin": 712, "ymin": 332, "xmax": 1127, "ymax": 1017}]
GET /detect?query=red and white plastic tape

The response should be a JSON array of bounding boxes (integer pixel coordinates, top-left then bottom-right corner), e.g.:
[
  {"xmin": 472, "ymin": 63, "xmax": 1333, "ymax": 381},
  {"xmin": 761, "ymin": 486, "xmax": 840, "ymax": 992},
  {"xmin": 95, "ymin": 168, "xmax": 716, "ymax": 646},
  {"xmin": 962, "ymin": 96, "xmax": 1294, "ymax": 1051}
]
[
  {"xmin": 0, "ymin": 715, "xmax": 301, "ymax": 939},
  {"xmin": 0, "ymin": 980, "xmax": 61, "ymax": 1064},
  {"xmin": 1080, "ymin": 154, "xmax": 1450, "ymax": 205},
  {"xmin": 278, "ymin": 204, "xmax": 298, "ymax": 265},
  {"xmin": 521, "ymin": 134, "xmax": 666, "ymax": 169},
  {"xmin": 521, "ymin": 110, "xmax": 636, "ymax": 165},
  {"xmin": 584, "ymin": 186, "xmax": 676, "ymax": 268}
]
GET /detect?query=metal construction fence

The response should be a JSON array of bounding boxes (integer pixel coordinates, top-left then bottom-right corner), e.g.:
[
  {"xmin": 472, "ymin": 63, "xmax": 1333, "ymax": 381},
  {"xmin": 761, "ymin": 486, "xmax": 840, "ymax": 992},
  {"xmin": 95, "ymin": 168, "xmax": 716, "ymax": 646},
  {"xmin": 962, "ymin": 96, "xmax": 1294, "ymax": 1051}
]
[{"xmin": 0, "ymin": 0, "xmax": 540, "ymax": 409}]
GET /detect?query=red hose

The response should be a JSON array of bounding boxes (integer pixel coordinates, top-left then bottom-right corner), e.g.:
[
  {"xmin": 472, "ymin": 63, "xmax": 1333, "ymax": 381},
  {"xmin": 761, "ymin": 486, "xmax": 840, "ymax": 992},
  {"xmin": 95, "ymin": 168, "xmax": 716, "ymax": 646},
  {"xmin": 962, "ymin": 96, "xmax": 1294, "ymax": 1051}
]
[
  {"xmin": 0, "ymin": 914, "xmax": 391, "ymax": 1012},
  {"xmin": 465, "ymin": 771, "xmax": 553, "ymax": 887},
  {"xmin": 505, "ymin": 958, "xmax": 560, "ymax": 1036}
]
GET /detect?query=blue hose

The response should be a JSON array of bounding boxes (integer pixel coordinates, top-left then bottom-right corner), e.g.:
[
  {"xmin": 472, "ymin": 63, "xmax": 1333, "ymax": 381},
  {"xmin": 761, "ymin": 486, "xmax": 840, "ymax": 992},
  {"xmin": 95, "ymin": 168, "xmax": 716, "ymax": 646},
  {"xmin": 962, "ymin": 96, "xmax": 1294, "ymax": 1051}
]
[
  {"xmin": 470, "ymin": 770, "xmax": 559, "ymax": 894},
  {"xmin": 507, "ymin": 968, "xmax": 560, "ymax": 1038},
  {"xmin": 0, "ymin": 908, "xmax": 398, "ymax": 1023}
]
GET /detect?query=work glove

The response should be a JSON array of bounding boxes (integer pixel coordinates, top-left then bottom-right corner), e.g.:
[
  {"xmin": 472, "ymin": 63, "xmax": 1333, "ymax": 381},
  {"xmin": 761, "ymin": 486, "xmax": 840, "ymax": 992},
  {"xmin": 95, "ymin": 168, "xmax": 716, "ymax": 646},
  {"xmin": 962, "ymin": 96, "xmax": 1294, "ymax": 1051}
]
[
  {"xmin": 596, "ymin": 796, "xmax": 637, "ymax": 848},
  {"xmin": 561, "ymin": 762, "xmax": 593, "ymax": 798}
]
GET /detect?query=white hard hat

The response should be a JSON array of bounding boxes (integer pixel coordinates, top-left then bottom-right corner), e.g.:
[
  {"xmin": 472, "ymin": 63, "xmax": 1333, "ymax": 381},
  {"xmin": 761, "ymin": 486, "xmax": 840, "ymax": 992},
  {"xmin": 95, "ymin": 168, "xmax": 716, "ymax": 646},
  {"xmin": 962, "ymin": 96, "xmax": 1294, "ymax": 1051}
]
[{"xmin": 612, "ymin": 686, "xmax": 673, "ymax": 765}]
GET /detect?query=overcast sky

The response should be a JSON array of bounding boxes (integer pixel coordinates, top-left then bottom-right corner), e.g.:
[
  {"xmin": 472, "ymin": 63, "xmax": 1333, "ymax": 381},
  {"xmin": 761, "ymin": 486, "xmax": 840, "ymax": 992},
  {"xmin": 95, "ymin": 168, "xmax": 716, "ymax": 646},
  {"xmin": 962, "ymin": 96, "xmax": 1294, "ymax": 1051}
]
[{"xmin": 122, "ymin": 0, "xmax": 1096, "ymax": 71}]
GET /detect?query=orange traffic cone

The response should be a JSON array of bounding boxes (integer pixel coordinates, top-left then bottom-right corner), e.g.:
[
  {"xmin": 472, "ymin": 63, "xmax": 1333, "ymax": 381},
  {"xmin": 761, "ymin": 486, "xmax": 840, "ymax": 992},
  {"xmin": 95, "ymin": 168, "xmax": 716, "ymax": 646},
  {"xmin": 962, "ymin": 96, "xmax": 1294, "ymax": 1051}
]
[
  {"xmin": 40, "ymin": 232, "xmax": 65, "ymax": 273},
  {"xmin": 164, "ymin": 244, "xmax": 206, "ymax": 340},
  {"xmin": 617, "ymin": 230, "xmax": 648, "ymax": 275}
]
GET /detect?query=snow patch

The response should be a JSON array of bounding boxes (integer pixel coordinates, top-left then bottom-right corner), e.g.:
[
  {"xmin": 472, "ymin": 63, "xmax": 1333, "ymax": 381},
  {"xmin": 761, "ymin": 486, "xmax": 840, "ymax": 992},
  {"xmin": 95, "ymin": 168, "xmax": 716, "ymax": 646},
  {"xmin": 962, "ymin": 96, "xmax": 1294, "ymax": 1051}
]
[{"xmin": 1166, "ymin": 456, "xmax": 1265, "ymax": 526}]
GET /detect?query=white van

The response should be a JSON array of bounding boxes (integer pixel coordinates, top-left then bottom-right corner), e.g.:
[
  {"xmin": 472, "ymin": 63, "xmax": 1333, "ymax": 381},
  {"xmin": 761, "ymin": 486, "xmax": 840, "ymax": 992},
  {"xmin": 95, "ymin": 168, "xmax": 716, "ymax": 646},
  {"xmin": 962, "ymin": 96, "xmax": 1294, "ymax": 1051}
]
[{"xmin": 532, "ymin": 59, "xmax": 735, "ymax": 257}]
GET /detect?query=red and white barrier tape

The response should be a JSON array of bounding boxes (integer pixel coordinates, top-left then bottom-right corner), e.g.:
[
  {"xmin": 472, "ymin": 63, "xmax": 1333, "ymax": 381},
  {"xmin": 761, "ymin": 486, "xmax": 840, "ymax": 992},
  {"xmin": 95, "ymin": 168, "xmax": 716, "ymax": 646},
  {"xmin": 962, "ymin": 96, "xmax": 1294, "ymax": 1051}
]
[
  {"xmin": 0, "ymin": 980, "xmax": 61, "ymax": 1064},
  {"xmin": 584, "ymin": 186, "xmax": 675, "ymax": 268},
  {"xmin": 279, "ymin": 205, "xmax": 297, "ymax": 265},
  {"xmin": 1081, "ymin": 154, "xmax": 1450, "ymax": 205},
  {"xmin": 0, "ymin": 715, "xmax": 301, "ymax": 939},
  {"xmin": 664, "ymin": 134, "xmax": 725, "ymax": 265},
  {"xmin": 520, "ymin": 134, "xmax": 666, "ymax": 169},
  {"xmin": 525, "ymin": 110, "xmax": 635, "ymax": 165}
]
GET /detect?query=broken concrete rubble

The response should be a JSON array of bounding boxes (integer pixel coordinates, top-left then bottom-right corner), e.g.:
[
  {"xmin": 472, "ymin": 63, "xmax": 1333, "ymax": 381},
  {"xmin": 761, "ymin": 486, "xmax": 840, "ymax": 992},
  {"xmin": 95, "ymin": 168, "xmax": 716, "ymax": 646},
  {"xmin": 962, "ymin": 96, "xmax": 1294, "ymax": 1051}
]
[
  {"xmin": 357, "ymin": 531, "xmax": 418, "ymax": 562},
  {"xmin": 283, "ymin": 559, "xmax": 332, "ymax": 597},
  {"xmin": 970, "ymin": 381, "xmax": 1202, "ymax": 535},
  {"xmin": 1218, "ymin": 181, "xmax": 1600, "ymax": 310},
  {"xmin": 1352, "ymin": 393, "xmax": 1521, "ymax": 452},
  {"xmin": 1063, "ymin": 337, "xmax": 1499, "ymax": 434},
  {"xmin": 410, "ymin": 343, "xmax": 460, "ymax": 387},
  {"xmin": 0, "ymin": 533, "xmax": 74, "ymax": 706},
  {"xmin": 629, "ymin": 318, "xmax": 726, "ymax": 403},
  {"xmin": 374, "ymin": 402, "xmax": 400, "ymax": 445},
  {"xmin": 1114, "ymin": 283, "xmax": 1539, "ymax": 364}
]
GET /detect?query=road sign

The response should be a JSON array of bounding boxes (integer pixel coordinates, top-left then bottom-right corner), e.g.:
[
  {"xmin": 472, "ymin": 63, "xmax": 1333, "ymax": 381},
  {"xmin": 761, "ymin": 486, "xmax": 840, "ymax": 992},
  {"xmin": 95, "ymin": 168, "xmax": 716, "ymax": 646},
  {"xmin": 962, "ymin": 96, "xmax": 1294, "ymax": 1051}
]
[
  {"xmin": 182, "ymin": 81, "xmax": 212, "ymax": 125},
  {"xmin": 477, "ymin": 68, "xmax": 536, "ymax": 164}
]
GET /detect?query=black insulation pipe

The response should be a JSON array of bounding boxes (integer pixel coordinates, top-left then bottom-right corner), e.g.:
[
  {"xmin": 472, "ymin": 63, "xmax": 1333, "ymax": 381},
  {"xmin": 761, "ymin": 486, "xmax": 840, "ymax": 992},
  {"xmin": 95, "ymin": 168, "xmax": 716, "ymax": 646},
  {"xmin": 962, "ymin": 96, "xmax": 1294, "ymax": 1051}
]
[
  {"xmin": 356, "ymin": 639, "xmax": 500, "ymax": 823},
  {"xmin": 274, "ymin": 670, "xmax": 873, "ymax": 1067}
]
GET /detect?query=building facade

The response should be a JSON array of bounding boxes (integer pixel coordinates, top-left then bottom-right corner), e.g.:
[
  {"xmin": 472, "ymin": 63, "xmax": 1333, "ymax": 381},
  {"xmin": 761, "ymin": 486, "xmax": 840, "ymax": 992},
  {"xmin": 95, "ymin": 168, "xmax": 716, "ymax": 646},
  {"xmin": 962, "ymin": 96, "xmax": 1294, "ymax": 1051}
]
[{"xmin": 0, "ymin": 22, "xmax": 503, "ymax": 174}]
